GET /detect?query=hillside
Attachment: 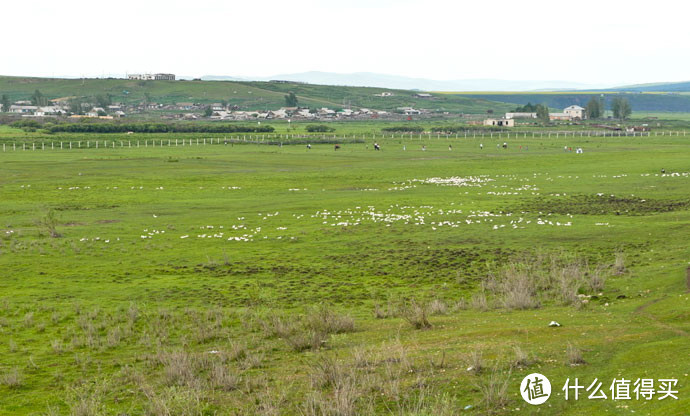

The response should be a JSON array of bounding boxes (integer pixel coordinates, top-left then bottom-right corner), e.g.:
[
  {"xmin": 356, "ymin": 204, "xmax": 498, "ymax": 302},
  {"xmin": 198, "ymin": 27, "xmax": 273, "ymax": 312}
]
[
  {"xmin": 447, "ymin": 91, "xmax": 690, "ymax": 112},
  {"xmin": 0, "ymin": 76, "xmax": 514, "ymax": 114},
  {"xmin": 613, "ymin": 81, "xmax": 690, "ymax": 93},
  {"xmin": 201, "ymin": 71, "xmax": 605, "ymax": 91}
]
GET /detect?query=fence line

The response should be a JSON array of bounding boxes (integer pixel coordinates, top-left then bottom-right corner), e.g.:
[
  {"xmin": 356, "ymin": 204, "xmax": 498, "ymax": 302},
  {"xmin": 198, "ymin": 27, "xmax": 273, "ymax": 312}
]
[{"xmin": 1, "ymin": 130, "xmax": 687, "ymax": 152}]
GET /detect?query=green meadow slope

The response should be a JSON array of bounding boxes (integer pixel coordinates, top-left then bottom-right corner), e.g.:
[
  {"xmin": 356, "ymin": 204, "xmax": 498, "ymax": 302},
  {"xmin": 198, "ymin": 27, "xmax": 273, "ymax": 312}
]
[
  {"xmin": 0, "ymin": 76, "xmax": 513, "ymax": 113},
  {"xmin": 445, "ymin": 91, "xmax": 690, "ymax": 112}
]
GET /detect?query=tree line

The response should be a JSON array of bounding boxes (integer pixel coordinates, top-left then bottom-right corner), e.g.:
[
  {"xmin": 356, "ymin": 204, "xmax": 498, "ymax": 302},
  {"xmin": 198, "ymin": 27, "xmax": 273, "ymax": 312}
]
[
  {"xmin": 585, "ymin": 96, "xmax": 631, "ymax": 120},
  {"xmin": 14, "ymin": 122, "xmax": 275, "ymax": 134}
]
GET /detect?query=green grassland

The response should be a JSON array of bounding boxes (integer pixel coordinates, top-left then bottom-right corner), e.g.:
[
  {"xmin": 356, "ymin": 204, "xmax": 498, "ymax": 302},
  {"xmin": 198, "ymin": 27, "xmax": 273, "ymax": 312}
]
[
  {"xmin": 0, "ymin": 76, "xmax": 514, "ymax": 114},
  {"xmin": 1, "ymin": 135, "xmax": 689, "ymax": 415}
]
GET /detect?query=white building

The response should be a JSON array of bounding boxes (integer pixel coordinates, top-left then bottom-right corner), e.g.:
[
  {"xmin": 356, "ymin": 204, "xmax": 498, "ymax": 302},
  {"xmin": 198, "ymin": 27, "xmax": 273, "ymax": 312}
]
[
  {"xmin": 269, "ymin": 109, "xmax": 288, "ymax": 119},
  {"xmin": 128, "ymin": 74, "xmax": 154, "ymax": 80},
  {"xmin": 484, "ymin": 118, "xmax": 515, "ymax": 127},
  {"xmin": 318, "ymin": 108, "xmax": 336, "ymax": 117},
  {"xmin": 398, "ymin": 107, "xmax": 421, "ymax": 115},
  {"xmin": 296, "ymin": 109, "xmax": 316, "ymax": 118},
  {"xmin": 505, "ymin": 112, "xmax": 537, "ymax": 119},
  {"xmin": 154, "ymin": 73, "xmax": 175, "ymax": 81},
  {"xmin": 9, "ymin": 105, "xmax": 37, "ymax": 114},
  {"xmin": 128, "ymin": 73, "xmax": 175, "ymax": 81},
  {"xmin": 549, "ymin": 113, "xmax": 571, "ymax": 121},
  {"xmin": 35, "ymin": 106, "xmax": 65, "ymax": 116},
  {"xmin": 564, "ymin": 105, "xmax": 585, "ymax": 119},
  {"xmin": 86, "ymin": 109, "xmax": 102, "ymax": 117}
]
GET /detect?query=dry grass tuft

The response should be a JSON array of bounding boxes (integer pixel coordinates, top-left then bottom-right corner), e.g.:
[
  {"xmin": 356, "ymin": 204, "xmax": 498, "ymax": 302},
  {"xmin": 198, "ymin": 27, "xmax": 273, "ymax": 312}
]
[
  {"xmin": 476, "ymin": 369, "xmax": 511, "ymax": 414},
  {"xmin": 613, "ymin": 250, "xmax": 627, "ymax": 275},
  {"xmin": 427, "ymin": 299, "xmax": 448, "ymax": 315},
  {"xmin": 1, "ymin": 367, "xmax": 24, "ymax": 388},
  {"xmin": 284, "ymin": 330, "xmax": 328, "ymax": 352},
  {"xmin": 566, "ymin": 342, "xmax": 586, "ymax": 366},
  {"xmin": 471, "ymin": 292, "xmax": 489, "ymax": 311},
  {"xmin": 466, "ymin": 350, "xmax": 484, "ymax": 375},
  {"xmin": 511, "ymin": 345, "xmax": 534, "ymax": 368},
  {"xmin": 402, "ymin": 301, "xmax": 432, "ymax": 329},
  {"xmin": 158, "ymin": 351, "xmax": 201, "ymax": 388},
  {"xmin": 498, "ymin": 264, "xmax": 540, "ymax": 310},
  {"xmin": 209, "ymin": 362, "xmax": 240, "ymax": 391},
  {"xmin": 304, "ymin": 305, "xmax": 355, "ymax": 335}
]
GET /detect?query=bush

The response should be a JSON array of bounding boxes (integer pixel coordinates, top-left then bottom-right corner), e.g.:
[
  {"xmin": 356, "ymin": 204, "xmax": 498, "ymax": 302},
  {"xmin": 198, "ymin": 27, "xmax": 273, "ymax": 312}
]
[
  {"xmin": 402, "ymin": 301, "xmax": 432, "ymax": 329},
  {"xmin": 381, "ymin": 126, "xmax": 424, "ymax": 133},
  {"xmin": 35, "ymin": 209, "xmax": 61, "ymax": 238},
  {"xmin": 306, "ymin": 124, "xmax": 335, "ymax": 133},
  {"xmin": 304, "ymin": 305, "xmax": 355, "ymax": 335},
  {"xmin": 12, "ymin": 119, "xmax": 42, "ymax": 130}
]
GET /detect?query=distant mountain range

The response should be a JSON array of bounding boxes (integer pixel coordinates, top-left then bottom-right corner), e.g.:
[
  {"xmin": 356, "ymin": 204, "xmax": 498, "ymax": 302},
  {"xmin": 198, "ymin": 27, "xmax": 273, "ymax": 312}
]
[
  {"xmin": 197, "ymin": 71, "xmax": 613, "ymax": 92},
  {"xmin": 614, "ymin": 81, "xmax": 690, "ymax": 92}
]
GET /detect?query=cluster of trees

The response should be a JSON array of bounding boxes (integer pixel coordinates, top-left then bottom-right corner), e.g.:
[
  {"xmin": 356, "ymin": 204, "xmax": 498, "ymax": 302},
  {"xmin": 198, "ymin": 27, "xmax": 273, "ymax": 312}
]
[
  {"xmin": 611, "ymin": 97, "xmax": 632, "ymax": 120},
  {"xmin": 512, "ymin": 102, "xmax": 549, "ymax": 122},
  {"xmin": 30, "ymin": 90, "xmax": 50, "ymax": 106},
  {"xmin": 535, "ymin": 104, "xmax": 549, "ymax": 123},
  {"xmin": 1, "ymin": 94, "xmax": 10, "ymax": 112},
  {"xmin": 305, "ymin": 124, "xmax": 335, "ymax": 133},
  {"xmin": 11, "ymin": 120, "xmax": 43, "ymax": 130},
  {"xmin": 285, "ymin": 92, "xmax": 298, "ymax": 107},
  {"xmin": 95, "ymin": 94, "xmax": 113, "ymax": 109},
  {"xmin": 44, "ymin": 123, "xmax": 275, "ymax": 134},
  {"xmin": 586, "ymin": 96, "xmax": 631, "ymax": 120},
  {"xmin": 585, "ymin": 96, "xmax": 605, "ymax": 119},
  {"xmin": 381, "ymin": 126, "xmax": 425, "ymax": 133},
  {"xmin": 513, "ymin": 102, "xmax": 539, "ymax": 112}
]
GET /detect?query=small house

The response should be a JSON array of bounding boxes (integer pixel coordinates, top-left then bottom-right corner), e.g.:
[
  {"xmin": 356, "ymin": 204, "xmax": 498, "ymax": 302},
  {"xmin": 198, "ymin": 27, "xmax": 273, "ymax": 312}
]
[{"xmin": 483, "ymin": 118, "xmax": 515, "ymax": 127}]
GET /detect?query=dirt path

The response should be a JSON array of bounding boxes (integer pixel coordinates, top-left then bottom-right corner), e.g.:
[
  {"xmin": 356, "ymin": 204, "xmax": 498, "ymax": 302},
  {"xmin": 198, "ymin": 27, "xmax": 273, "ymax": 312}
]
[{"xmin": 634, "ymin": 296, "xmax": 689, "ymax": 337}]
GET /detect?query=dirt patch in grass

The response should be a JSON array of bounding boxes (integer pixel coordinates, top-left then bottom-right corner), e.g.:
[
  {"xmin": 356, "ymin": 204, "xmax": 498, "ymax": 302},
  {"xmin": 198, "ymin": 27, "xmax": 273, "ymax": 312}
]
[
  {"xmin": 522, "ymin": 194, "xmax": 690, "ymax": 216},
  {"xmin": 62, "ymin": 222, "xmax": 87, "ymax": 227}
]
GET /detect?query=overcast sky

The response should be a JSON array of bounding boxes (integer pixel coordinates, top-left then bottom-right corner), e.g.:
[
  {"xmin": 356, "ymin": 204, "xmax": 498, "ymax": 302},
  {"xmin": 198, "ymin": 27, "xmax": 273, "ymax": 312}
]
[{"xmin": 3, "ymin": 0, "xmax": 688, "ymax": 86}]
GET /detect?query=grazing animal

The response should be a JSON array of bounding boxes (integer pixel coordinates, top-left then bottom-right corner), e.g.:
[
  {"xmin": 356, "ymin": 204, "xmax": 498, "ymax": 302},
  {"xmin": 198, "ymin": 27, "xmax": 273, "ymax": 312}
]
[{"xmin": 334, "ymin": 144, "xmax": 341, "ymax": 151}]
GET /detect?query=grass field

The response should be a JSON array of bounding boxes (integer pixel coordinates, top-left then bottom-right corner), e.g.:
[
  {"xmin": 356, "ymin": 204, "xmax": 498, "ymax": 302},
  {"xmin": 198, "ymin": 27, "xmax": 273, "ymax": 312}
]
[{"xmin": 1, "ymin": 136, "xmax": 689, "ymax": 415}]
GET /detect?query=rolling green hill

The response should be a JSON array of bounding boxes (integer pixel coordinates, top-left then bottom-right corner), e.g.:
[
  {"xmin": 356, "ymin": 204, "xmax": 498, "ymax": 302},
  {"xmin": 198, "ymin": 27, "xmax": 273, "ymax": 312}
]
[
  {"xmin": 615, "ymin": 80, "xmax": 690, "ymax": 92},
  {"xmin": 444, "ymin": 91, "xmax": 690, "ymax": 112},
  {"xmin": 0, "ymin": 76, "xmax": 513, "ymax": 114}
]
